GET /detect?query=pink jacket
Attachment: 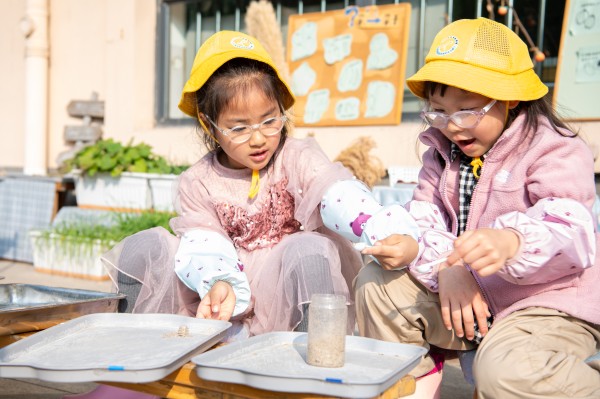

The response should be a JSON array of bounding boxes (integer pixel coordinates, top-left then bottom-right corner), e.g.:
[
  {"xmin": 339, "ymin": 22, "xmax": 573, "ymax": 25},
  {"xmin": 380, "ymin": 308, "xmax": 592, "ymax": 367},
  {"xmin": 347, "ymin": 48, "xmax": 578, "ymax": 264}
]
[{"xmin": 408, "ymin": 113, "xmax": 600, "ymax": 325}]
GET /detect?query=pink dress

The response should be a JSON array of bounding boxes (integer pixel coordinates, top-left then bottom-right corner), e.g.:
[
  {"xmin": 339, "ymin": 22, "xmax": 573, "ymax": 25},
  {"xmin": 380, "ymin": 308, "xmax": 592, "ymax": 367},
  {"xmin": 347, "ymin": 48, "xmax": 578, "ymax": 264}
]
[{"xmin": 101, "ymin": 137, "xmax": 363, "ymax": 336}]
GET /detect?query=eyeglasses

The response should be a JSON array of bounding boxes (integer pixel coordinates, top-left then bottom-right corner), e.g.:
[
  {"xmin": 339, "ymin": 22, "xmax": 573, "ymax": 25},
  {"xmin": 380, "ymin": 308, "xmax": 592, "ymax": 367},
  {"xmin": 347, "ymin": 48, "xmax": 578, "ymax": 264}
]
[
  {"xmin": 205, "ymin": 115, "xmax": 287, "ymax": 144},
  {"xmin": 420, "ymin": 99, "xmax": 497, "ymax": 129}
]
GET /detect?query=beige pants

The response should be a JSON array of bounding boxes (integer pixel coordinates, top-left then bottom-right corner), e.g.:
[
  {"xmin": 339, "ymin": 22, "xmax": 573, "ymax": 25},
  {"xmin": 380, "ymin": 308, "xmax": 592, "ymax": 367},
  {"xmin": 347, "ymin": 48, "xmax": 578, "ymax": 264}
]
[
  {"xmin": 474, "ymin": 307, "xmax": 600, "ymax": 398},
  {"xmin": 354, "ymin": 263, "xmax": 600, "ymax": 398},
  {"xmin": 354, "ymin": 263, "xmax": 474, "ymax": 377}
]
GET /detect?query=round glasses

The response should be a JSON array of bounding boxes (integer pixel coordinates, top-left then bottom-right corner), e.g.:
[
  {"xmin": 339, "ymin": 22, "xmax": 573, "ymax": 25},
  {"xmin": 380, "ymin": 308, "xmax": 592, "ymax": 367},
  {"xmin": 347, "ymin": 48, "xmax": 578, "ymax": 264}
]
[
  {"xmin": 205, "ymin": 115, "xmax": 287, "ymax": 144},
  {"xmin": 420, "ymin": 99, "xmax": 497, "ymax": 129}
]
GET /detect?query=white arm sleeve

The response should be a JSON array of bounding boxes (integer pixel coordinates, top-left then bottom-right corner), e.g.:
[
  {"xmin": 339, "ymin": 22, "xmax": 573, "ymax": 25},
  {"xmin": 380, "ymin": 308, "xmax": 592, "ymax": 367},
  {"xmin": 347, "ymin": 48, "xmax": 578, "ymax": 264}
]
[
  {"xmin": 174, "ymin": 229, "xmax": 250, "ymax": 317},
  {"xmin": 321, "ymin": 179, "xmax": 420, "ymax": 243}
]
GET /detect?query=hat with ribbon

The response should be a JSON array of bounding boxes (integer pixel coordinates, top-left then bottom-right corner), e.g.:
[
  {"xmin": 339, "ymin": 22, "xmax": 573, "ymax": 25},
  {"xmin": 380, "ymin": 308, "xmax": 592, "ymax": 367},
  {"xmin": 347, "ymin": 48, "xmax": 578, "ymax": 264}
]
[
  {"xmin": 407, "ymin": 18, "xmax": 548, "ymax": 101},
  {"xmin": 178, "ymin": 30, "xmax": 295, "ymax": 117}
]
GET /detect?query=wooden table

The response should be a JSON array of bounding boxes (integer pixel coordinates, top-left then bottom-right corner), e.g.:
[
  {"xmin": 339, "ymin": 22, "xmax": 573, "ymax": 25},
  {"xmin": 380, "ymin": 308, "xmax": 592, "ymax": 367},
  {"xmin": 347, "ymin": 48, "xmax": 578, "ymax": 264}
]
[
  {"xmin": 107, "ymin": 362, "xmax": 416, "ymax": 399},
  {"xmin": 2, "ymin": 332, "xmax": 416, "ymax": 399}
]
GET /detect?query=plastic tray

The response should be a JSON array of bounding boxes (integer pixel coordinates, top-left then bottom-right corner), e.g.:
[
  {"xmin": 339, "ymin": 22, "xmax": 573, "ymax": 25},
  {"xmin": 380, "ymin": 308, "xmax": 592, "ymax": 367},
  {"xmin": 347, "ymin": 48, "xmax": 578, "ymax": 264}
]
[
  {"xmin": 0, "ymin": 313, "xmax": 230, "ymax": 383},
  {"xmin": 192, "ymin": 331, "xmax": 427, "ymax": 398}
]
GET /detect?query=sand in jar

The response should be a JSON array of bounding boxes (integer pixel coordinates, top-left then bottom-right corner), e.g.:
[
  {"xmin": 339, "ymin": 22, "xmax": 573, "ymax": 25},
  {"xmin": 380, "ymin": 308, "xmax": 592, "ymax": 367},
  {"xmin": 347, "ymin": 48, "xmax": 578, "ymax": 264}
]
[{"xmin": 306, "ymin": 294, "xmax": 347, "ymax": 368}]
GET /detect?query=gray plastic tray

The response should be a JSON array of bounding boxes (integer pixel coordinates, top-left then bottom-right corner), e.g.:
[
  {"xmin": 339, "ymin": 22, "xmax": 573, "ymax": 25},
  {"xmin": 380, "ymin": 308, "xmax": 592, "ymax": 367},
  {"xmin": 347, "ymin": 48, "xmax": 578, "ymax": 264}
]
[
  {"xmin": 0, "ymin": 313, "xmax": 230, "ymax": 383},
  {"xmin": 192, "ymin": 331, "xmax": 427, "ymax": 398}
]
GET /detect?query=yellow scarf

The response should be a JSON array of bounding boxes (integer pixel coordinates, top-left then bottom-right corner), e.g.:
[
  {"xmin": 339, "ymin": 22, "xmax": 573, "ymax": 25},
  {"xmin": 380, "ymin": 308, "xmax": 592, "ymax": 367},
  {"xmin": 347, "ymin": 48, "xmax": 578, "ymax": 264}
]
[
  {"xmin": 470, "ymin": 157, "xmax": 483, "ymax": 179},
  {"xmin": 248, "ymin": 169, "xmax": 260, "ymax": 199}
]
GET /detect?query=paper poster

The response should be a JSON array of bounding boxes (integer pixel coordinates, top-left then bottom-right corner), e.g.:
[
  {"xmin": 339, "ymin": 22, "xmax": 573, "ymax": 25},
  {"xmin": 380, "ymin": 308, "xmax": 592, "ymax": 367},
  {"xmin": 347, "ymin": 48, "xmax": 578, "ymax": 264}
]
[
  {"xmin": 554, "ymin": 0, "xmax": 600, "ymax": 120},
  {"xmin": 569, "ymin": 0, "xmax": 600, "ymax": 36},
  {"xmin": 575, "ymin": 45, "xmax": 600, "ymax": 82},
  {"xmin": 287, "ymin": 4, "xmax": 411, "ymax": 127}
]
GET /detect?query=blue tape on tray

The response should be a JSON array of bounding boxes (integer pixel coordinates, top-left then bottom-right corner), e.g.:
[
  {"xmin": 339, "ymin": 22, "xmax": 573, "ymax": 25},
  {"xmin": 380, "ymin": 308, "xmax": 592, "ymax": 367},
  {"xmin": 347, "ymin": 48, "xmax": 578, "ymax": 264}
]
[
  {"xmin": 107, "ymin": 365, "xmax": 125, "ymax": 371},
  {"xmin": 325, "ymin": 378, "xmax": 343, "ymax": 384}
]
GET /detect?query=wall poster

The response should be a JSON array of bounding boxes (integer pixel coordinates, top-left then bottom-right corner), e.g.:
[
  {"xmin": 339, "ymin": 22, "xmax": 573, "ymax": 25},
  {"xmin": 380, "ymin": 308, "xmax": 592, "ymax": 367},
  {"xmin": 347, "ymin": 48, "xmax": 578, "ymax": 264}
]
[
  {"xmin": 286, "ymin": 4, "xmax": 411, "ymax": 127},
  {"xmin": 553, "ymin": 0, "xmax": 600, "ymax": 120}
]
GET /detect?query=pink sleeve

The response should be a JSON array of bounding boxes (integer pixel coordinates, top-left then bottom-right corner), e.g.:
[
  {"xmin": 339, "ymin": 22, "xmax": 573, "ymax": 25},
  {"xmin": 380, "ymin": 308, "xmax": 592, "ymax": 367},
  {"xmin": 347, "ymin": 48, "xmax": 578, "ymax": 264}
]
[
  {"xmin": 283, "ymin": 138, "xmax": 353, "ymax": 231},
  {"xmin": 493, "ymin": 197, "xmax": 596, "ymax": 284},
  {"xmin": 405, "ymin": 200, "xmax": 456, "ymax": 292}
]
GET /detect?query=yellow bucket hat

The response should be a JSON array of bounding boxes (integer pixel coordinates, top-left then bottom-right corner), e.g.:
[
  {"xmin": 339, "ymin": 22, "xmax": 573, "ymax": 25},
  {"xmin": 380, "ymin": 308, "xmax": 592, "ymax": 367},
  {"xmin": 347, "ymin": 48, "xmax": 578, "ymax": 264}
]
[
  {"xmin": 178, "ymin": 30, "xmax": 295, "ymax": 118},
  {"xmin": 406, "ymin": 18, "xmax": 548, "ymax": 101}
]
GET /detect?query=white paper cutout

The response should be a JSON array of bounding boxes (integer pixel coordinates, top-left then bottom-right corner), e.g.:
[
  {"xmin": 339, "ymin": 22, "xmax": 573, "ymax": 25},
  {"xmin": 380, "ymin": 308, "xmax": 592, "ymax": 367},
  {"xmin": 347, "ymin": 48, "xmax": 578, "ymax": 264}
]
[
  {"xmin": 338, "ymin": 59, "xmax": 363, "ymax": 92},
  {"xmin": 576, "ymin": 45, "xmax": 600, "ymax": 82},
  {"xmin": 366, "ymin": 33, "xmax": 398, "ymax": 70},
  {"xmin": 291, "ymin": 22, "xmax": 318, "ymax": 61},
  {"xmin": 304, "ymin": 89, "xmax": 330, "ymax": 124},
  {"xmin": 569, "ymin": 0, "xmax": 600, "ymax": 36},
  {"xmin": 291, "ymin": 62, "xmax": 317, "ymax": 96},
  {"xmin": 365, "ymin": 81, "xmax": 395, "ymax": 118},
  {"xmin": 335, "ymin": 97, "xmax": 360, "ymax": 120},
  {"xmin": 323, "ymin": 34, "xmax": 353, "ymax": 65}
]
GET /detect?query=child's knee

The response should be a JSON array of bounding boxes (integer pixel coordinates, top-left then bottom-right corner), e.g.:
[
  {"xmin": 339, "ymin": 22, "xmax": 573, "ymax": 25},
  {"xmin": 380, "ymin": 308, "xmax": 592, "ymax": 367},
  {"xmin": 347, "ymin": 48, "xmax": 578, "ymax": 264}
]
[{"xmin": 354, "ymin": 262, "xmax": 383, "ymax": 292}]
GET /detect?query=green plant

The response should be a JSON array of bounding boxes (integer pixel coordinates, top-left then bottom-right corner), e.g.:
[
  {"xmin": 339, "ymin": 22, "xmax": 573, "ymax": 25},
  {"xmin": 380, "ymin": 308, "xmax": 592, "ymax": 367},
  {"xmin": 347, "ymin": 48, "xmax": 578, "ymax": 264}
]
[
  {"xmin": 30, "ymin": 210, "xmax": 176, "ymax": 279},
  {"xmin": 62, "ymin": 138, "xmax": 188, "ymax": 177},
  {"xmin": 38, "ymin": 210, "xmax": 176, "ymax": 245}
]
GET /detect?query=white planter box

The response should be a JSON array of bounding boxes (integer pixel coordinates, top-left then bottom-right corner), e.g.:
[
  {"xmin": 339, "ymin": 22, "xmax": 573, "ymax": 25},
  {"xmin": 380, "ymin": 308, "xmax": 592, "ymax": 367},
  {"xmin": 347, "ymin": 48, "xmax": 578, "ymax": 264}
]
[
  {"xmin": 74, "ymin": 171, "xmax": 151, "ymax": 211},
  {"xmin": 73, "ymin": 172, "xmax": 179, "ymax": 212},
  {"xmin": 148, "ymin": 173, "xmax": 177, "ymax": 212},
  {"xmin": 29, "ymin": 231, "xmax": 115, "ymax": 280}
]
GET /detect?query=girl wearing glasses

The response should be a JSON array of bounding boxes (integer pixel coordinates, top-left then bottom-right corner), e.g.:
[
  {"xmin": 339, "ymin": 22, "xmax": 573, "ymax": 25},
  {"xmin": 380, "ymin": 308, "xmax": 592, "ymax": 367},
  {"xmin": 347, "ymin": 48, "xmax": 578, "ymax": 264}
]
[
  {"xmin": 354, "ymin": 18, "xmax": 600, "ymax": 398},
  {"xmin": 101, "ymin": 31, "xmax": 363, "ymax": 339}
]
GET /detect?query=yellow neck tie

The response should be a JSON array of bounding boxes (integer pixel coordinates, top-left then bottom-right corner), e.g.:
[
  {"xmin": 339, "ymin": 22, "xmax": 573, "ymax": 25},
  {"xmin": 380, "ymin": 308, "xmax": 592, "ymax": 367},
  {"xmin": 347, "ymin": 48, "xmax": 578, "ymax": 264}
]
[
  {"xmin": 248, "ymin": 169, "xmax": 260, "ymax": 199},
  {"xmin": 470, "ymin": 157, "xmax": 483, "ymax": 179}
]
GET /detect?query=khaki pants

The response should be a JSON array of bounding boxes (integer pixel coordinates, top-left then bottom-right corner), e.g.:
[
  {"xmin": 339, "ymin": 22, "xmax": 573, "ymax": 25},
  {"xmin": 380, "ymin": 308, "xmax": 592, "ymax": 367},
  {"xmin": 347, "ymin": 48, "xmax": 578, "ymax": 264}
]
[
  {"xmin": 354, "ymin": 263, "xmax": 600, "ymax": 398},
  {"xmin": 474, "ymin": 307, "xmax": 600, "ymax": 398},
  {"xmin": 354, "ymin": 263, "xmax": 474, "ymax": 377}
]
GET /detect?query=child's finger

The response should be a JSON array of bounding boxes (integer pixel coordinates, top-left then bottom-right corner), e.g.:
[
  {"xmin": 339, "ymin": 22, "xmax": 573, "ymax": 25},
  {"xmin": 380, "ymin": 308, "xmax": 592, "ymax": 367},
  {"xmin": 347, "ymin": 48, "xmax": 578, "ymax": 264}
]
[
  {"xmin": 196, "ymin": 302, "xmax": 210, "ymax": 318},
  {"xmin": 461, "ymin": 307, "xmax": 475, "ymax": 341},
  {"xmin": 451, "ymin": 302, "xmax": 465, "ymax": 338},
  {"xmin": 440, "ymin": 301, "xmax": 453, "ymax": 331},
  {"xmin": 217, "ymin": 309, "xmax": 234, "ymax": 321},
  {"xmin": 209, "ymin": 289, "xmax": 226, "ymax": 316},
  {"xmin": 195, "ymin": 310, "xmax": 207, "ymax": 319}
]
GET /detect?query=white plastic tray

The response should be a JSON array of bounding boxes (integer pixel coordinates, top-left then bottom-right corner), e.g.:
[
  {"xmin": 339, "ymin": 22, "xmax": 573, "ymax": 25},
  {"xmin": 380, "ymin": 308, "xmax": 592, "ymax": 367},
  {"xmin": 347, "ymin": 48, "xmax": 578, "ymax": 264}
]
[
  {"xmin": 0, "ymin": 313, "xmax": 230, "ymax": 383},
  {"xmin": 192, "ymin": 331, "xmax": 427, "ymax": 398}
]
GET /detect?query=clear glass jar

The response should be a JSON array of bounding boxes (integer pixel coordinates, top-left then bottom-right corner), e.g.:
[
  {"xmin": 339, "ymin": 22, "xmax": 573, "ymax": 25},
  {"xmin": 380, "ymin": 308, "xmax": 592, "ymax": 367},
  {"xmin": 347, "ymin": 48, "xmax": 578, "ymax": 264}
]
[{"xmin": 306, "ymin": 293, "xmax": 347, "ymax": 368}]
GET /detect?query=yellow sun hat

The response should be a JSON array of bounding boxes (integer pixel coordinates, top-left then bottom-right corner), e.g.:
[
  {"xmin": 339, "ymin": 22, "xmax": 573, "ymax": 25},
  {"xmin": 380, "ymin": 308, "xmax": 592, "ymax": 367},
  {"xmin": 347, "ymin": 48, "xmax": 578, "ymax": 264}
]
[
  {"xmin": 406, "ymin": 18, "xmax": 548, "ymax": 101},
  {"xmin": 178, "ymin": 30, "xmax": 295, "ymax": 118}
]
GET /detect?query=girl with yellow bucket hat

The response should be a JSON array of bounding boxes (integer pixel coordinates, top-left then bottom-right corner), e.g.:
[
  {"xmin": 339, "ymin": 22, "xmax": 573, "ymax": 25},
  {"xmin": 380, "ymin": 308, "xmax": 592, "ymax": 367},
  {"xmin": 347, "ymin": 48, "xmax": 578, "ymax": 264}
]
[
  {"xmin": 354, "ymin": 18, "xmax": 600, "ymax": 398},
  {"xmin": 101, "ymin": 30, "xmax": 363, "ymax": 338}
]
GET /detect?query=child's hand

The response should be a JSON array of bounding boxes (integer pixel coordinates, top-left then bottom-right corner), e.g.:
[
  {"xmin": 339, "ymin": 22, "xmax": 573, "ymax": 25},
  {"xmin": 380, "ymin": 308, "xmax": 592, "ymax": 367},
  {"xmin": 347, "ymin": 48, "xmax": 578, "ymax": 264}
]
[
  {"xmin": 447, "ymin": 228, "xmax": 520, "ymax": 277},
  {"xmin": 196, "ymin": 280, "xmax": 236, "ymax": 321},
  {"xmin": 362, "ymin": 234, "xmax": 419, "ymax": 270},
  {"xmin": 438, "ymin": 264, "xmax": 491, "ymax": 340}
]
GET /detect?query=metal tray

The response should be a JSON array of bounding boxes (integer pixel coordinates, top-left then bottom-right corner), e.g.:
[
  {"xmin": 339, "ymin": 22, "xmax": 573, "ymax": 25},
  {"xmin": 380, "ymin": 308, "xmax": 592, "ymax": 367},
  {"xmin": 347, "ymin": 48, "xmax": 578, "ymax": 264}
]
[
  {"xmin": 0, "ymin": 313, "xmax": 231, "ymax": 383},
  {"xmin": 0, "ymin": 284, "xmax": 125, "ymax": 336},
  {"xmin": 192, "ymin": 331, "xmax": 427, "ymax": 399}
]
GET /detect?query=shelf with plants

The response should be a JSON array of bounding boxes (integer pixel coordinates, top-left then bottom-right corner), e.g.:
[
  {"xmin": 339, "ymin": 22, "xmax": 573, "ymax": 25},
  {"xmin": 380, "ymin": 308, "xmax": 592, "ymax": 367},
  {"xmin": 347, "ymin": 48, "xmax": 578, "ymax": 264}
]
[
  {"xmin": 61, "ymin": 139, "xmax": 188, "ymax": 211},
  {"xmin": 29, "ymin": 209, "xmax": 175, "ymax": 280}
]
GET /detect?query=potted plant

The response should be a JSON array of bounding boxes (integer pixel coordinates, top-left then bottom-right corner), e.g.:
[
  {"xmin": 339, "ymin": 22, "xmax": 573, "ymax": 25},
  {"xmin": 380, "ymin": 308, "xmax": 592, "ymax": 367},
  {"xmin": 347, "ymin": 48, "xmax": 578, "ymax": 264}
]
[
  {"xmin": 29, "ymin": 210, "xmax": 175, "ymax": 280},
  {"xmin": 62, "ymin": 139, "xmax": 188, "ymax": 211}
]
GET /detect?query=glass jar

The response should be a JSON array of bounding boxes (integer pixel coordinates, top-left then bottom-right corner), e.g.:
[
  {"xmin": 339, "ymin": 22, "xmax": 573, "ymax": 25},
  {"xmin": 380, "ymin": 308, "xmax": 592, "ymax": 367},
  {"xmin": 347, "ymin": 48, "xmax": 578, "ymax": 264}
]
[{"xmin": 306, "ymin": 293, "xmax": 347, "ymax": 368}]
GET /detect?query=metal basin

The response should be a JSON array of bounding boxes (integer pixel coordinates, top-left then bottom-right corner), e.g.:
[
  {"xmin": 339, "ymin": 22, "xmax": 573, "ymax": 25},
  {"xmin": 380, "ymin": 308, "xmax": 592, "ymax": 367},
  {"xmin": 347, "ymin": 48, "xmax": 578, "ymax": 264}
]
[{"xmin": 0, "ymin": 284, "xmax": 125, "ymax": 336}]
